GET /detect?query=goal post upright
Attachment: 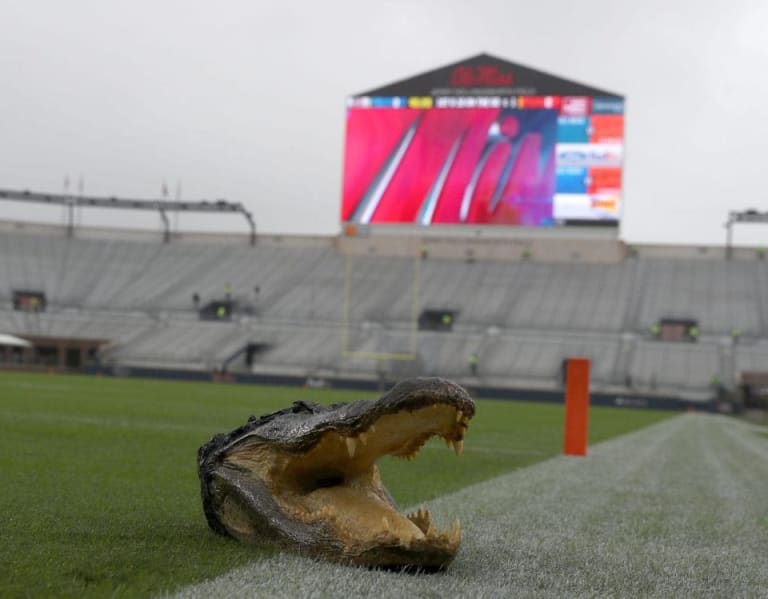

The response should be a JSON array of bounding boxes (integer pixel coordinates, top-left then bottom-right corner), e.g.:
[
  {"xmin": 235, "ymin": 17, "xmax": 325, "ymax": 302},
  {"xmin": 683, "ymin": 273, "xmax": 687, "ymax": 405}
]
[
  {"xmin": 341, "ymin": 252, "xmax": 421, "ymax": 363},
  {"xmin": 563, "ymin": 357, "xmax": 591, "ymax": 457}
]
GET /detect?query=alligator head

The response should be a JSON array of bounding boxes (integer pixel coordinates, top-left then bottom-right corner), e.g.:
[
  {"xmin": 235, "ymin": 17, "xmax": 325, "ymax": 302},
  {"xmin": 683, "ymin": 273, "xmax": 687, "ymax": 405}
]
[{"xmin": 198, "ymin": 377, "xmax": 475, "ymax": 570}]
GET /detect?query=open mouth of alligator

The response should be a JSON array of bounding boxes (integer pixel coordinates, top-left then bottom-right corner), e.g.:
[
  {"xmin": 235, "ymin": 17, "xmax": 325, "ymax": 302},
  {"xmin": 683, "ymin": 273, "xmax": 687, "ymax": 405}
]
[{"xmin": 198, "ymin": 378, "xmax": 475, "ymax": 570}]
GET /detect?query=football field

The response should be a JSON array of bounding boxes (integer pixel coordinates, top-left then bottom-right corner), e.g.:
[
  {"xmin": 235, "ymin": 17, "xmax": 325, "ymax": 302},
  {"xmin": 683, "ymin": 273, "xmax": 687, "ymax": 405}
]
[
  {"xmin": 4, "ymin": 371, "xmax": 758, "ymax": 597},
  {"xmin": 173, "ymin": 413, "xmax": 768, "ymax": 598}
]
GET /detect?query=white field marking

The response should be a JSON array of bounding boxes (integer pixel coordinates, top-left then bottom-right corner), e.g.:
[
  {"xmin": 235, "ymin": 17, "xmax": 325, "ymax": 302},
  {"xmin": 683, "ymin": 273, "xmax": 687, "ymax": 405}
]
[
  {"xmin": 1, "ymin": 410, "xmax": 210, "ymax": 433},
  {"xmin": 1, "ymin": 380, "xmax": 101, "ymax": 393},
  {"xmin": 166, "ymin": 414, "xmax": 768, "ymax": 599},
  {"xmin": 0, "ymin": 411, "xmax": 543, "ymax": 455},
  {"xmin": 1, "ymin": 407, "xmax": 546, "ymax": 454},
  {"xmin": 1, "ymin": 380, "xmax": 136, "ymax": 394},
  {"xmin": 420, "ymin": 444, "xmax": 545, "ymax": 456}
]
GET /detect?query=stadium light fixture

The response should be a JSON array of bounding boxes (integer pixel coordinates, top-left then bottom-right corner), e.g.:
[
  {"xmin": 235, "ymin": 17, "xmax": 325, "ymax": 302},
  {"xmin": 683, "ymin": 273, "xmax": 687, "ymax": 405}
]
[
  {"xmin": 0, "ymin": 188, "xmax": 257, "ymax": 245},
  {"xmin": 725, "ymin": 209, "xmax": 768, "ymax": 259}
]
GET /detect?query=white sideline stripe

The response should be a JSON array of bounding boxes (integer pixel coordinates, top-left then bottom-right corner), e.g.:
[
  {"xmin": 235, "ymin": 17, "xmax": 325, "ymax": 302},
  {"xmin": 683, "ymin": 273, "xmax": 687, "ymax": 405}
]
[
  {"xmin": 421, "ymin": 444, "xmax": 545, "ymax": 456},
  {"xmin": 165, "ymin": 415, "xmax": 768, "ymax": 599}
]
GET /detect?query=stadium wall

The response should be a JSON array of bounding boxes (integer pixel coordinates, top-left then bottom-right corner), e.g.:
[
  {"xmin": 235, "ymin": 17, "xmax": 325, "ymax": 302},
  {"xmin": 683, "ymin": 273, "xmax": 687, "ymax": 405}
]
[
  {"xmin": 1, "ymin": 220, "xmax": 766, "ymax": 408},
  {"xmin": 83, "ymin": 363, "xmax": 716, "ymax": 412}
]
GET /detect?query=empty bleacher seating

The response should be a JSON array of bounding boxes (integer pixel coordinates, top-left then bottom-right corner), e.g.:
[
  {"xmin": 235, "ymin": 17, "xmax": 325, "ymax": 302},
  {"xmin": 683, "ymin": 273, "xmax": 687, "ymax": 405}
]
[{"xmin": 1, "ymin": 225, "xmax": 766, "ymax": 398}]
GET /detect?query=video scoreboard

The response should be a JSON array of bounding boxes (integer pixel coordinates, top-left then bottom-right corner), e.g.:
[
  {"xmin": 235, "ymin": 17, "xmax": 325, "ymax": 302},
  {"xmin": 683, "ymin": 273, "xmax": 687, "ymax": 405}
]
[{"xmin": 342, "ymin": 55, "xmax": 624, "ymax": 229}]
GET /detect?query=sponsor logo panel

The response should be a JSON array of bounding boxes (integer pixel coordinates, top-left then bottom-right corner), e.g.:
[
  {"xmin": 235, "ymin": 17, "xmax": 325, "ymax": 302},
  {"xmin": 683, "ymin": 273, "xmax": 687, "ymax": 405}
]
[
  {"xmin": 554, "ymin": 193, "xmax": 620, "ymax": 220},
  {"xmin": 556, "ymin": 143, "xmax": 623, "ymax": 167}
]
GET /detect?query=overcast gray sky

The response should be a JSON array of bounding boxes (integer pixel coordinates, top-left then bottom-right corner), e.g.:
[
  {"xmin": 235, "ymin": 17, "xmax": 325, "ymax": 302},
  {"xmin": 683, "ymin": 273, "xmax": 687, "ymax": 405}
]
[{"xmin": 1, "ymin": 0, "xmax": 767, "ymax": 246}]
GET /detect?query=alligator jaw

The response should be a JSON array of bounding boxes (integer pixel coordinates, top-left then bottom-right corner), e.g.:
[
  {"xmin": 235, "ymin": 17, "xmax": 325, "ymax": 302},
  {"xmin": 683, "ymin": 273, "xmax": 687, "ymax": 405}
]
[{"xmin": 199, "ymin": 378, "xmax": 475, "ymax": 569}]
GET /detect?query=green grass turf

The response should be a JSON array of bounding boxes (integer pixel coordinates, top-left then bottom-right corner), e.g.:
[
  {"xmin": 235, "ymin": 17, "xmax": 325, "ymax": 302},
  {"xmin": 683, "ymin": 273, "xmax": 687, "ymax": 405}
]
[{"xmin": 0, "ymin": 372, "xmax": 673, "ymax": 598}]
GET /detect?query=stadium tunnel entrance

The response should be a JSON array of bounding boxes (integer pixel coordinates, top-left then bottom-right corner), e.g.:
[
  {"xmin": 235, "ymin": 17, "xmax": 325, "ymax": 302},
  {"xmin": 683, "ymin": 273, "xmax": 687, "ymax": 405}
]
[{"xmin": 0, "ymin": 335, "xmax": 108, "ymax": 372}]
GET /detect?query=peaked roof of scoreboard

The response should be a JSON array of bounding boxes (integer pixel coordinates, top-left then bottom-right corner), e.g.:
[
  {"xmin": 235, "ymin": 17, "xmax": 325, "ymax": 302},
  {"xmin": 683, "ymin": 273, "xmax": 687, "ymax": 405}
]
[{"xmin": 354, "ymin": 53, "xmax": 622, "ymax": 99}]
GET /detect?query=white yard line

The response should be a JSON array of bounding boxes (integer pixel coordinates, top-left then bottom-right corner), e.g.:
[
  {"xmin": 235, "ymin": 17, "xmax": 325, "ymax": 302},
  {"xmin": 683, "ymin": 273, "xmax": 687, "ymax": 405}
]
[
  {"xmin": 167, "ymin": 415, "xmax": 768, "ymax": 598},
  {"xmin": 2, "ymin": 410, "xmax": 210, "ymax": 433}
]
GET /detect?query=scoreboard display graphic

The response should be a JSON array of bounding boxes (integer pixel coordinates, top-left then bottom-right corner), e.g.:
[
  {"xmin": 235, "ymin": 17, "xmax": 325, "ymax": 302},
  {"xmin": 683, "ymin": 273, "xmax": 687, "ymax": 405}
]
[{"xmin": 342, "ymin": 54, "xmax": 624, "ymax": 228}]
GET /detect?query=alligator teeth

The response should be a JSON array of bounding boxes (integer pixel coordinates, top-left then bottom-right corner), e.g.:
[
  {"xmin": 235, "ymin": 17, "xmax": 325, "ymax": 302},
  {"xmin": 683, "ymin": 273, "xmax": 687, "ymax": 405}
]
[
  {"xmin": 453, "ymin": 439, "xmax": 464, "ymax": 456},
  {"xmin": 345, "ymin": 437, "xmax": 357, "ymax": 458},
  {"xmin": 455, "ymin": 410, "xmax": 463, "ymax": 423},
  {"xmin": 407, "ymin": 507, "xmax": 441, "ymax": 538},
  {"xmin": 435, "ymin": 518, "xmax": 460, "ymax": 544},
  {"xmin": 407, "ymin": 507, "xmax": 432, "ymax": 525},
  {"xmin": 444, "ymin": 437, "xmax": 452, "ymax": 449},
  {"xmin": 450, "ymin": 517, "xmax": 461, "ymax": 543},
  {"xmin": 358, "ymin": 432, "xmax": 367, "ymax": 445},
  {"xmin": 382, "ymin": 515, "xmax": 390, "ymax": 530}
]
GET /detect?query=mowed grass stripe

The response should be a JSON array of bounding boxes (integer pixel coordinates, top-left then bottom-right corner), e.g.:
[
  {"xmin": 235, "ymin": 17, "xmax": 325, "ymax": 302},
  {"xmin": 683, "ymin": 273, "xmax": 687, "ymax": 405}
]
[
  {"xmin": 0, "ymin": 371, "xmax": 671, "ymax": 598},
  {"xmin": 172, "ymin": 414, "xmax": 768, "ymax": 599}
]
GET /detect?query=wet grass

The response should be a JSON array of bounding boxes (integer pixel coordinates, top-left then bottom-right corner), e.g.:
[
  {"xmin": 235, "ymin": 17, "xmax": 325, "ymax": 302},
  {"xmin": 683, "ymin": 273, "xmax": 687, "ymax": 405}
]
[{"xmin": 0, "ymin": 371, "xmax": 673, "ymax": 597}]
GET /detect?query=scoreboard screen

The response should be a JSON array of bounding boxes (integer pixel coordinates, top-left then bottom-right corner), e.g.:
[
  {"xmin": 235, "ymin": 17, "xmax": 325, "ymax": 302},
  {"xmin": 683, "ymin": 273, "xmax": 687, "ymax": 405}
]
[{"xmin": 341, "ymin": 56, "xmax": 624, "ymax": 229}]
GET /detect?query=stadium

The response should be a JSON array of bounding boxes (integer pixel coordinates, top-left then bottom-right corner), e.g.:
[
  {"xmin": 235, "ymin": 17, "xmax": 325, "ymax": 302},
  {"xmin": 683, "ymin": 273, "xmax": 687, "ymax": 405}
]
[
  {"xmin": 2, "ymin": 210, "xmax": 768, "ymax": 408},
  {"xmin": 3, "ymin": 8, "xmax": 768, "ymax": 598}
]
